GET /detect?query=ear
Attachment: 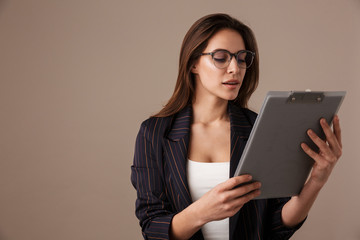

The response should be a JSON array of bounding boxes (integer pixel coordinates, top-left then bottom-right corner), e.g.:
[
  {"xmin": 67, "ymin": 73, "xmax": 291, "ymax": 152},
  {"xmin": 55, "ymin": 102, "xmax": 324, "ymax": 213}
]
[{"xmin": 191, "ymin": 64, "xmax": 199, "ymax": 74}]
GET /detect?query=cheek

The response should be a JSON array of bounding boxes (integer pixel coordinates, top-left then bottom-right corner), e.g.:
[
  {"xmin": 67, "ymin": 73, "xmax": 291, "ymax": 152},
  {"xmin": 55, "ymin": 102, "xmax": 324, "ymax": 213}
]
[
  {"xmin": 198, "ymin": 60, "xmax": 223, "ymax": 80},
  {"xmin": 199, "ymin": 70, "xmax": 223, "ymax": 89},
  {"xmin": 200, "ymin": 58, "xmax": 216, "ymax": 72}
]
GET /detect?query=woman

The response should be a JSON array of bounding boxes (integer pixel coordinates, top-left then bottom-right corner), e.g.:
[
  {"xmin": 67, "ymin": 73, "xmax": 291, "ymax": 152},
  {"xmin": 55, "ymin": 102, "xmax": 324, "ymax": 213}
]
[{"xmin": 131, "ymin": 13, "xmax": 342, "ymax": 240}]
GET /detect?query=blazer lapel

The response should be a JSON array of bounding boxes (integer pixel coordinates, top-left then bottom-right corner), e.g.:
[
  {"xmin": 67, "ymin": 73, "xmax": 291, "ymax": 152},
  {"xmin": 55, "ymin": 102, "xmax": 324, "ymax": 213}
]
[
  {"xmin": 162, "ymin": 103, "xmax": 254, "ymax": 240},
  {"xmin": 228, "ymin": 103, "xmax": 253, "ymax": 177},
  {"xmin": 163, "ymin": 105, "xmax": 193, "ymax": 211},
  {"xmin": 163, "ymin": 103, "xmax": 254, "ymax": 210},
  {"xmin": 228, "ymin": 103, "xmax": 254, "ymax": 239}
]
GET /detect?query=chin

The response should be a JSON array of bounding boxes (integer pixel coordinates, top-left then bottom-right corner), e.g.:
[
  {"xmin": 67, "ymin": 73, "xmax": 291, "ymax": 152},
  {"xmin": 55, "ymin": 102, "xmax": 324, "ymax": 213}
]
[
  {"xmin": 219, "ymin": 96, "xmax": 238, "ymax": 102},
  {"xmin": 225, "ymin": 94, "xmax": 238, "ymax": 101},
  {"xmin": 216, "ymin": 92, "xmax": 239, "ymax": 101}
]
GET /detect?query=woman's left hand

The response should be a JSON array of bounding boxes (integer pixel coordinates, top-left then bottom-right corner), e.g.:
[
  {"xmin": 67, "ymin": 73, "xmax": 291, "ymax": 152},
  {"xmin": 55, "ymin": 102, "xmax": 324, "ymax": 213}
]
[
  {"xmin": 282, "ymin": 115, "xmax": 342, "ymax": 227},
  {"xmin": 301, "ymin": 115, "xmax": 342, "ymax": 188}
]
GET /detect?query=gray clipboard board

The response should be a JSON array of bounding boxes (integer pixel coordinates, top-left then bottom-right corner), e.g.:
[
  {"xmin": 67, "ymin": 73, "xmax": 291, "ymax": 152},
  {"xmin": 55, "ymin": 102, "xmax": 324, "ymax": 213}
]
[{"xmin": 234, "ymin": 91, "xmax": 345, "ymax": 199}]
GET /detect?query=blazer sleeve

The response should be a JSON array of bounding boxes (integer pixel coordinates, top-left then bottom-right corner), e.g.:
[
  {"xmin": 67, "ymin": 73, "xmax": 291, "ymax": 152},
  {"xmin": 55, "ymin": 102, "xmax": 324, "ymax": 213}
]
[
  {"xmin": 131, "ymin": 122, "xmax": 175, "ymax": 240},
  {"xmin": 266, "ymin": 197, "xmax": 306, "ymax": 240}
]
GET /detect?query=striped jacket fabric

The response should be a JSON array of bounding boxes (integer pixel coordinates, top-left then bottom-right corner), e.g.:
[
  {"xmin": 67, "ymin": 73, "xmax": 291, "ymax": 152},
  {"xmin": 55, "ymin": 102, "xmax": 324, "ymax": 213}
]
[{"xmin": 131, "ymin": 102, "xmax": 304, "ymax": 240}]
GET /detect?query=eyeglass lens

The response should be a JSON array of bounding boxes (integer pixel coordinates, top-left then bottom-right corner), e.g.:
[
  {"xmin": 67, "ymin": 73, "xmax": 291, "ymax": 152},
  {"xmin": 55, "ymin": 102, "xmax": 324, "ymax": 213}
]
[{"xmin": 212, "ymin": 50, "xmax": 253, "ymax": 69}]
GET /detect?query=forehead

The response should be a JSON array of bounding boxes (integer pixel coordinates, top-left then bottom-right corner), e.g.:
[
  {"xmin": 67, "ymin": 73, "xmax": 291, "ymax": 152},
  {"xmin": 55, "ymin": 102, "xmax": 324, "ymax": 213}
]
[{"xmin": 204, "ymin": 28, "xmax": 245, "ymax": 52}]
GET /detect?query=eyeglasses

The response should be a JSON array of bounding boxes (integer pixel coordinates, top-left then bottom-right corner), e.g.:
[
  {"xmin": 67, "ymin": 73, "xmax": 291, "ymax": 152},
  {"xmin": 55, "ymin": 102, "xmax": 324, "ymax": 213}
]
[{"xmin": 200, "ymin": 49, "xmax": 255, "ymax": 69}]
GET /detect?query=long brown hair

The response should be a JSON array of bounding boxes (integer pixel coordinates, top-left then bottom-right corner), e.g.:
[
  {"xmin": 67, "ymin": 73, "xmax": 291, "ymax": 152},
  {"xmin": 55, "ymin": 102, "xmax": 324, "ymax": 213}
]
[{"xmin": 153, "ymin": 13, "xmax": 259, "ymax": 117}]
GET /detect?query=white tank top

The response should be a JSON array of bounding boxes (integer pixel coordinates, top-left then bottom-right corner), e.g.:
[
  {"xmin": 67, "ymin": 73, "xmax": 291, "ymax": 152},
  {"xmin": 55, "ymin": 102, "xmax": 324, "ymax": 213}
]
[{"xmin": 187, "ymin": 159, "xmax": 230, "ymax": 240}]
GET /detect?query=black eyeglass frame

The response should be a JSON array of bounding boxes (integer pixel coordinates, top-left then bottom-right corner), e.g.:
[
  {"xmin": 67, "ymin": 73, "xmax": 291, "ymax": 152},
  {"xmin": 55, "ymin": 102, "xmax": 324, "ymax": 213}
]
[{"xmin": 200, "ymin": 49, "xmax": 256, "ymax": 69}]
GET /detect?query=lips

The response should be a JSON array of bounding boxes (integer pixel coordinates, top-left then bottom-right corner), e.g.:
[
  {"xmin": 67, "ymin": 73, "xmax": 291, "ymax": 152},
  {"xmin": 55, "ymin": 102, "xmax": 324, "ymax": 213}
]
[{"xmin": 222, "ymin": 79, "xmax": 240, "ymax": 85}]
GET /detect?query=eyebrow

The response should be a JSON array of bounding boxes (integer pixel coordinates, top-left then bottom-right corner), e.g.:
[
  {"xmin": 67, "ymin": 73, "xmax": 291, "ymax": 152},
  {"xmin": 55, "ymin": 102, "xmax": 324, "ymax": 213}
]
[{"xmin": 210, "ymin": 48, "xmax": 247, "ymax": 53}]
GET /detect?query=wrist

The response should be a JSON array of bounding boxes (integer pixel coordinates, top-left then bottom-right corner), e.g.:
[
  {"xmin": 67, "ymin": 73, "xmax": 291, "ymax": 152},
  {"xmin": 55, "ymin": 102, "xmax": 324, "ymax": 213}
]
[
  {"xmin": 185, "ymin": 201, "xmax": 207, "ymax": 228},
  {"xmin": 305, "ymin": 177, "xmax": 325, "ymax": 193},
  {"xmin": 170, "ymin": 202, "xmax": 206, "ymax": 240}
]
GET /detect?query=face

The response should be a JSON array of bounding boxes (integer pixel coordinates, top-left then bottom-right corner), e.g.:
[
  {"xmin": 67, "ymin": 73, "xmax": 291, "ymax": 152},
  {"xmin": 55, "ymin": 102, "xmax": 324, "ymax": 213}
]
[{"xmin": 192, "ymin": 28, "xmax": 247, "ymax": 103}]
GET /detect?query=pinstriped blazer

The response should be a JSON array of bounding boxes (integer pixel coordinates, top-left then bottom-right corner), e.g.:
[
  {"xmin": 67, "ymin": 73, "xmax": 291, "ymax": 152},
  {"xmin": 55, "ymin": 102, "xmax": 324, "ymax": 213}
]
[{"xmin": 131, "ymin": 102, "xmax": 303, "ymax": 240}]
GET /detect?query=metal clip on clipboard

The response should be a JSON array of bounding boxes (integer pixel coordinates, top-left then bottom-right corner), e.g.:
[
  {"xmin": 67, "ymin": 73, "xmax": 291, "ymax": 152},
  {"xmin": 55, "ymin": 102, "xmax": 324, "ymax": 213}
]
[{"xmin": 287, "ymin": 91, "xmax": 325, "ymax": 103}]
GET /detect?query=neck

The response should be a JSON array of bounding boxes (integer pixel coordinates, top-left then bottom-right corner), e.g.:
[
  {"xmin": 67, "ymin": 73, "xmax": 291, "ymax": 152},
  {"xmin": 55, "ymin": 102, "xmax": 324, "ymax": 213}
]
[{"xmin": 192, "ymin": 97, "xmax": 229, "ymax": 124}]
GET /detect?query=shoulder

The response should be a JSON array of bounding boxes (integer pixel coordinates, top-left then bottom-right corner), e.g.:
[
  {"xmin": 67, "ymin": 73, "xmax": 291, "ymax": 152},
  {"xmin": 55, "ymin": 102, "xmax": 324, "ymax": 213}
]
[
  {"xmin": 138, "ymin": 115, "xmax": 174, "ymax": 141},
  {"xmin": 138, "ymin": 105, "xmax": 192, "ymax": 140}
]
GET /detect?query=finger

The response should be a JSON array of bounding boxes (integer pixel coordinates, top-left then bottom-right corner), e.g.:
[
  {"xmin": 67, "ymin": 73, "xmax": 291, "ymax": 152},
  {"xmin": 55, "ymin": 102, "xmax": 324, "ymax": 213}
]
[
  {"xmin": 307, "ymin": 129, "xmax": 333, "ymax": 157},
  {"xmin": 301, "ymin": 142, "xmax": 333, "ymax": 166},
  {"xmin": 333, "ymin": 115, "xmax": 342, "ymax": 148},
  {"xmin": 232, "ymin": 189, "xmax": 261, "ymax": 206},
  {"xmin": 228, "ymin": 181, "xmax": 261, "ymax": 199},
  {"xmin": 301, "ymin": 142, "xmax": 321, "ymax": 163},
  {"xmin": 221, "ymin": 189, "xmax": 261, "ymax": 218},
  {"xmin": 221, "ymin": 175, "xmax": 253, "ymax": 190},
  {"xmin": 320, "ymin": 118, "xmax": 342, "ymax": 156}
]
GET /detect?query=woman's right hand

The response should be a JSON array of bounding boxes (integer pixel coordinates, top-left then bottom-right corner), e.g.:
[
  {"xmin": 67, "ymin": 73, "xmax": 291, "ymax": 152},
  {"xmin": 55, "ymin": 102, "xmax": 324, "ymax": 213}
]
[
  {"xmin": 170, "ymin": 175, "xmax": 261, "ymax": 240},
  {"xmin": 193, "ymin": 174, "xmax": 261, "ymax": 224}
]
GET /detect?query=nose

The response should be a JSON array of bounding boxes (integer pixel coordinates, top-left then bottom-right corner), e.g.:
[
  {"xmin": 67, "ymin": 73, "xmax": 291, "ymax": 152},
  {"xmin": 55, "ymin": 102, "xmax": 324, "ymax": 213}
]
[{"xmin": 227, "ymin": 55, "xmax": 240, "ymax": 74}]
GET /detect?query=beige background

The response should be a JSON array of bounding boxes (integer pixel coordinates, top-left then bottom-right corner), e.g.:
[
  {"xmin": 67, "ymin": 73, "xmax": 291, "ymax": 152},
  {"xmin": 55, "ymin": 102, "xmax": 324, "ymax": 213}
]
[{"xmin": 0, "ymin": 0, "xmax": 359, "ymax": 239}]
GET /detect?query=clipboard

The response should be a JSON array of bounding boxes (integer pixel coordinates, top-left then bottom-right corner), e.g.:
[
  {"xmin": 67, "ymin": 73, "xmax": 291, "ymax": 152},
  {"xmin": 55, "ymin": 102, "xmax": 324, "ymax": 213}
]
[{"xmin": 234, "ymin": 91, "xmax": 346, "ymax": 199}]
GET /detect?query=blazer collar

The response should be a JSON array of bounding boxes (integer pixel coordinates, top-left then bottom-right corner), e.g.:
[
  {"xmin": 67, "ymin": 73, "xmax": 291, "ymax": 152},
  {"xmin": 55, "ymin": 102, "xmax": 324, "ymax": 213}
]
[
  {"xmin": 166, "ymin": 102, "xmax": 251, "ymax": 141},
  {"xmin": 228, "ymin": 102, "xmax": 253, "ymax": 137},
  {"xmin": 166, "ymin": 105, "xmax": 192, "ymax": 141}
]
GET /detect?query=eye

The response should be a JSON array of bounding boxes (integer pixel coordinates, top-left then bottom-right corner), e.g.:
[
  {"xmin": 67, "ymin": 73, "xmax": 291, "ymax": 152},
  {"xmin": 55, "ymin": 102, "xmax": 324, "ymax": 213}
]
[
  {"xmin": 213, "ymin": 51, "xmax": 229, "ymax": 63},
  {"xmin": 214, "ymin": 57, "xmax": 227, "ymax": 63}
]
